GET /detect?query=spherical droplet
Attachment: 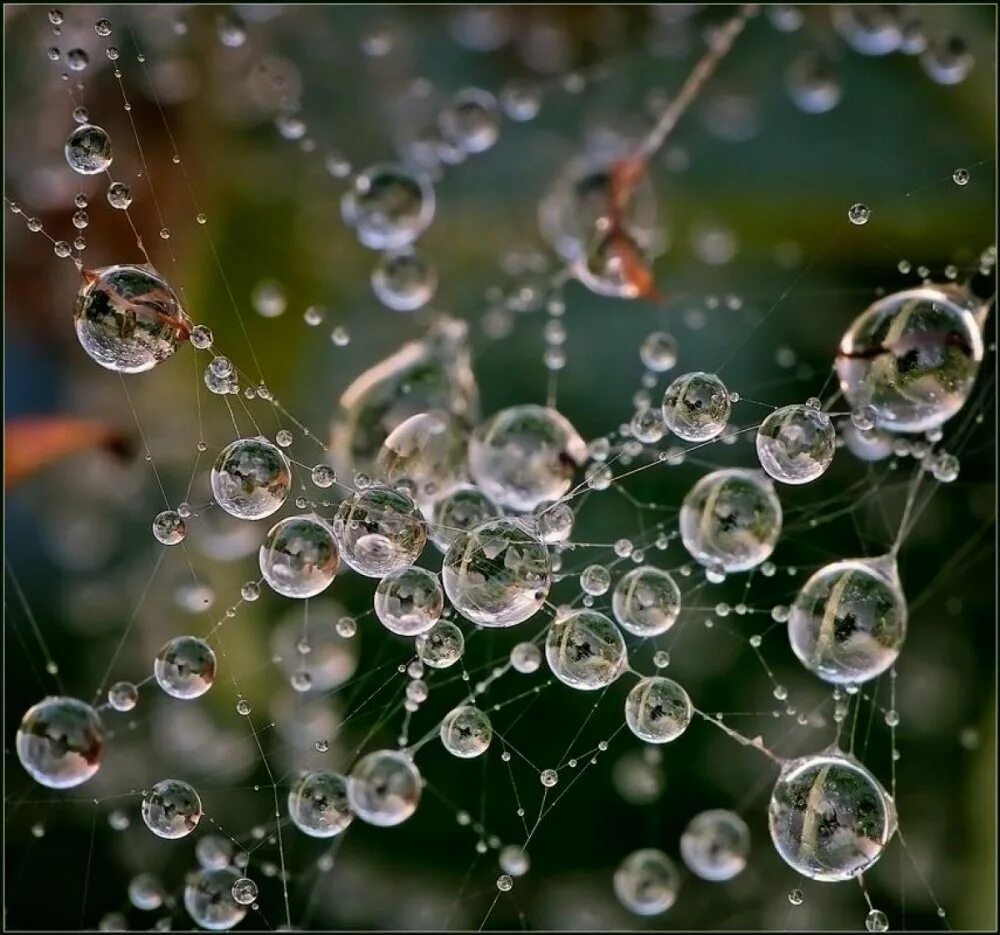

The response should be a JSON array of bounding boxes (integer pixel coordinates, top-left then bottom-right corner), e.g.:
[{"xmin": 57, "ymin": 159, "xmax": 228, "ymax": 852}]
[
  {"xmin": 342, "ymin": 163, "xmax": 435, "ymax": 250},
  {"xmin": 440, "ymin": 705, "xmax": 493, "ymax": 758},
  {"xmin": 415, "ymin": 620, "xmax": 465, "ymax": 668},
  {"xmin": 625, "ymin": 676, "xmax": 691, "ymax": 743},
  {"xmin": 374, "ymin": 566, "xmax": 444, "ymax": 636},
  {"xmin": 866, "ymin": 908, "xmax": 889, "ymax": 932},
  {"xmin": 107, "ymin": 680, "xmax": 138, "ymax": 712},
  {"xmin": 65, "ymin": 124, "xmax": 112, "ymax": 175},
  {"xmin": 612, "ymin": 566, "xmax": 681, "ymax": 637},
  {"xmin": 848, "ymin": 202, "xmax": 871, "ymax": 225},
  {"xmin": 680, "ymin": 810, "xmax": 750, "ymax": 881},
  {"xmin": 835, "ymin": 285, "xmax": 983, "ymax": 433},
  {"xmin": 333, "ymin": 485, "xmax": 427, "ymax": 577},
  {"xmin": 372, "ymin": 248, "xmax": 437, "ymax": 312},
  {"xmin": 443, "ymin": 519, "xmax": 551, "ymax": 627},
  {"xmin": 640, "ymin": 331, "xmax": 678, "ymax": 373},
  {"xmin": 614, "ymin": 849, "xmax": 680, "ymax": 916},
  {"xmin": 679, "ymin": 469, "xmax": 782, "ymax": 573},
  {"xmin": 546, "ymin": 610, "xmax": 627, "ymax": 690},
  {"xmin": 184, "ymin": 868, "xmax": 246, "ymax": 931},
  {"xmin": 347, "ymin": 749, "xmax": 422, "ymax": 827},
  {"xmin": 426, "ymin": 484, "xmax": 499, "ymax": 553},
  {"xmin": 106, "ymin": 181, "xmax": 132, "ymax": 209},
  {"xmin": 510, "ymin": 641, "xmax": 542, "ymax": 674},
  {"xmin": 211, "ymin": 437, "xmax": 292, "ymax": 520},
  {"xmin": 953, "ymin": 167, "xmax": 970, "ymax": 186},
  {"xmin": 259, "ymin": 515, "xmax": 339, "ymax": 599},
  {"xmin": 152, "ymin": 509, "xmax": 186, "ymax": 545},
  {"xmin": 469, "ymin": 405, "xmax": 587, "ymax": 512},
  {"xmin": 756, "ymin": 404, "xmax": 836, "ymax": 485},
  {"xmin": 16, "ymin": 696, "xmax": 104, "ymax": 788},
  {"xmin": 154, "ymin": 635, "xmax": 216, "ymax": 700},
  {"xmin": 789, "ymin": 559, "xmax": 906, "ymax": 684},
  {"xmin": 75, "ymin": 264, "xmax": 190, "ymax": 373},
  {"xmin": 438, "ymin": 88, "xmax": 500, "ymax": 154},
  {"xmin": 661, "ymin": 372, "xmax": 731, "ymax": 442},
  {"xmin": 128, "ymin": 872, "xmax": 165, "ymax": 911},
  {"xmin": 142, "ymin": 778, "xmax": 202, "ymax": 839},
  {"xmin": 288, "ymin": 770, "xmax": 354, "ymax": 838},
  {"xmin": 768, "ymin": 749, "xmax": 897, "ymax": 881}
]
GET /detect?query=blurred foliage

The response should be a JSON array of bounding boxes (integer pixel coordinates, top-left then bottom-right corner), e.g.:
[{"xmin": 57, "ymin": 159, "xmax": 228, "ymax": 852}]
[{"xmin": 4, "ymin": 4, "xmax": 996, "ymax": 931}]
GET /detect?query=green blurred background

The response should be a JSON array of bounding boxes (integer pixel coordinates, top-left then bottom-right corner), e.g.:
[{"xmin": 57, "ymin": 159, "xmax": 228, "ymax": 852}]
[{"xmin": 4, "ymin": 4, "xmax": 996, "ymax": 930}]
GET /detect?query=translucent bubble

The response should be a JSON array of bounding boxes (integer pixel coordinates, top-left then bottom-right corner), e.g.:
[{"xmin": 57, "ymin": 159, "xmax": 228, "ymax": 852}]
[
  {"xmin": 788, "ymin": 558, "xmax": 906, "ymax": 684},
  {"xmin": 16, "ymin": 697, "xmax": 105, "ymax": 789},
  {"xmin": 613, "ymin": 849, "xmax": 680, "ymax": 916},
  {"xmin": 128, "ymin": 872, "xmax": 165, "ymax": 911},
  {"xmin": 259, "ymin": 515, "xmax": 339, "ymax": 599},
  {"xmin": 331, "ymin": 317, "xmax": 479, "ymax": 476},
  {"xmin": 756, "ymin": 404, "xmax": 836, "ymax": 485},
  {"xmin": 152, "ymin": 509, "xmax": 187, "ymax": 545},
  {"xmin": 841, "ymin": 423, "xmax": 895, "ymax": 462},
  {"xmin": 768, "ymin": 748, "xmax": 897, "ymax": 881},
  {"xmin": 341, "ymin": 163, "xmax": 435, "ymax": 250},
  {"xmin": 251, "ymin": 280, "xmax": 286, "ymax": 318},
  {"xmin": 469, "ymin": 405, "xmax": 587, "ymax": 512},
  {"xmin": 442, "ymin": 519, "xmax": 551, "ymax": 627},
  {"xmin": 499, "ymin": 844, "xmax": 530, "ymax": 876},
  {"xmin": 374, "ymin": 566, "xmax": 444, "ymax": 636},
  {"xmin": 680, "ymin": 809, "xmax": 750, "ymax": 881},
  {"xmin": 439, "ymin": 88, "xmax": 500, "ymax": 154},
  {"xmin": 231, "ymin": 877, "xmax": 257, "ymax": 906},
  {"xmin": 347, "ymin": 749, "xmax": 422, "ymax": 827},
  {"xmin": 184, "ymin": 868, "xmax": 246, "ymax": 931},
  {"xmin": 579, "ymin": 564, "xmax": 610, "ymax": 596},
  {"xmin": 66, "ymin": 47, "xmax": 89, "ymax": 70},
  {"xmin": 377, "ymin": 411, "xmax": 467, "ymax": 506},
  {"xmin": 154, "ymin": 635, "xmax": 217, "ymax": 700},
  {"xmin": 511, "ymin": 641, "xmax": 542, "ymax": 673},
  {"xmin": 679, "ymin": 469, "xmax": 782, "ymax": 573},
  {"xmin": 640, "ymin": 331, "xmax": 678, "ymax": 372},
  {"xmin": 217, "ymin": 11, "xmax": 247, "ymax": 47},
  {"xmin": 415, "ymin": 620, "xmax": 465, "ymax": 668},
  {"xmin": 142, "ymin": 778, "xmax": 202, "ymax": 839},
  {"xmin": 832, "ymin": 5, "xmax": 903, "ymax": 55},
  {"xmin": 371, "ymin": 248, "xmax": 437, "ymax": 311},
  {"xmin": 74, "ymin": 264, "xmax": 190, "ymax": 373},
  {"xmin": 501, "ymin": 80, "xmax": 542, "ymax": 121},
  {"xmin": 631, "ymin": 406, "xmax": 665, "ymax": 444},
  {"xmin": 533, "ymin": 500, "xmax": 574, "ymax": 544},
  {"xmin": 211, "ymin": 437, "xmax": 292, "ymax": 520},
  {"xmin": 440, "ymin": 705, "xmax": 493, "ymax": 758},
  {"xmin": 848, "ymin": 203, "xmax": 871, "ymax": 225},
  {"xmin": 196, "ymin": 835, "xmax": 233, "ymax": 870},
  {"xmin": 625, "ymin": 676, "xmax": 691, "ymax": 743},
  {"xmin": 612, "ymin": 566, "xmax": 681, "ymax": 637},
  {"xmin": 921, "ymin": 35, "xmax": 974, "ymax": 85},
  {"xmin": 429, "ymin": 484, "xmax": 501, "ymax": 552},
  {"xmin": 546, "ymin": 610, "xmax": 627, "ymax": 690},
  {"xmin": 65, "ymin": 124, "xmax": 113, "ymax": 174},
  {"xmin": 288, "ymin": 769, "xmax": 354, "ymax": 838},
  {"xmin": 108, "ymin": 680, "xmax": 138, "ymax": 712},
  {"xmin": 835, "ymin": 285, "xmax": 984, "ymax": 433},
  {"xmin": 866, "ymin": 909, "xmax": 889, "ymax": 932},
  {"xmin": 661, "ymin": 372, "xmax": 731, "ymax": 442},
  {"xmin": 932, "ymin": 451, "xmax": 960, "ymax": 482},
  {"xmin": 107, "ymin": 181, "xmax": 132, "ymax": 209},
  {"xmin": 333, "ymin": 486, "xmax": 427, "ymax": 577}
]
